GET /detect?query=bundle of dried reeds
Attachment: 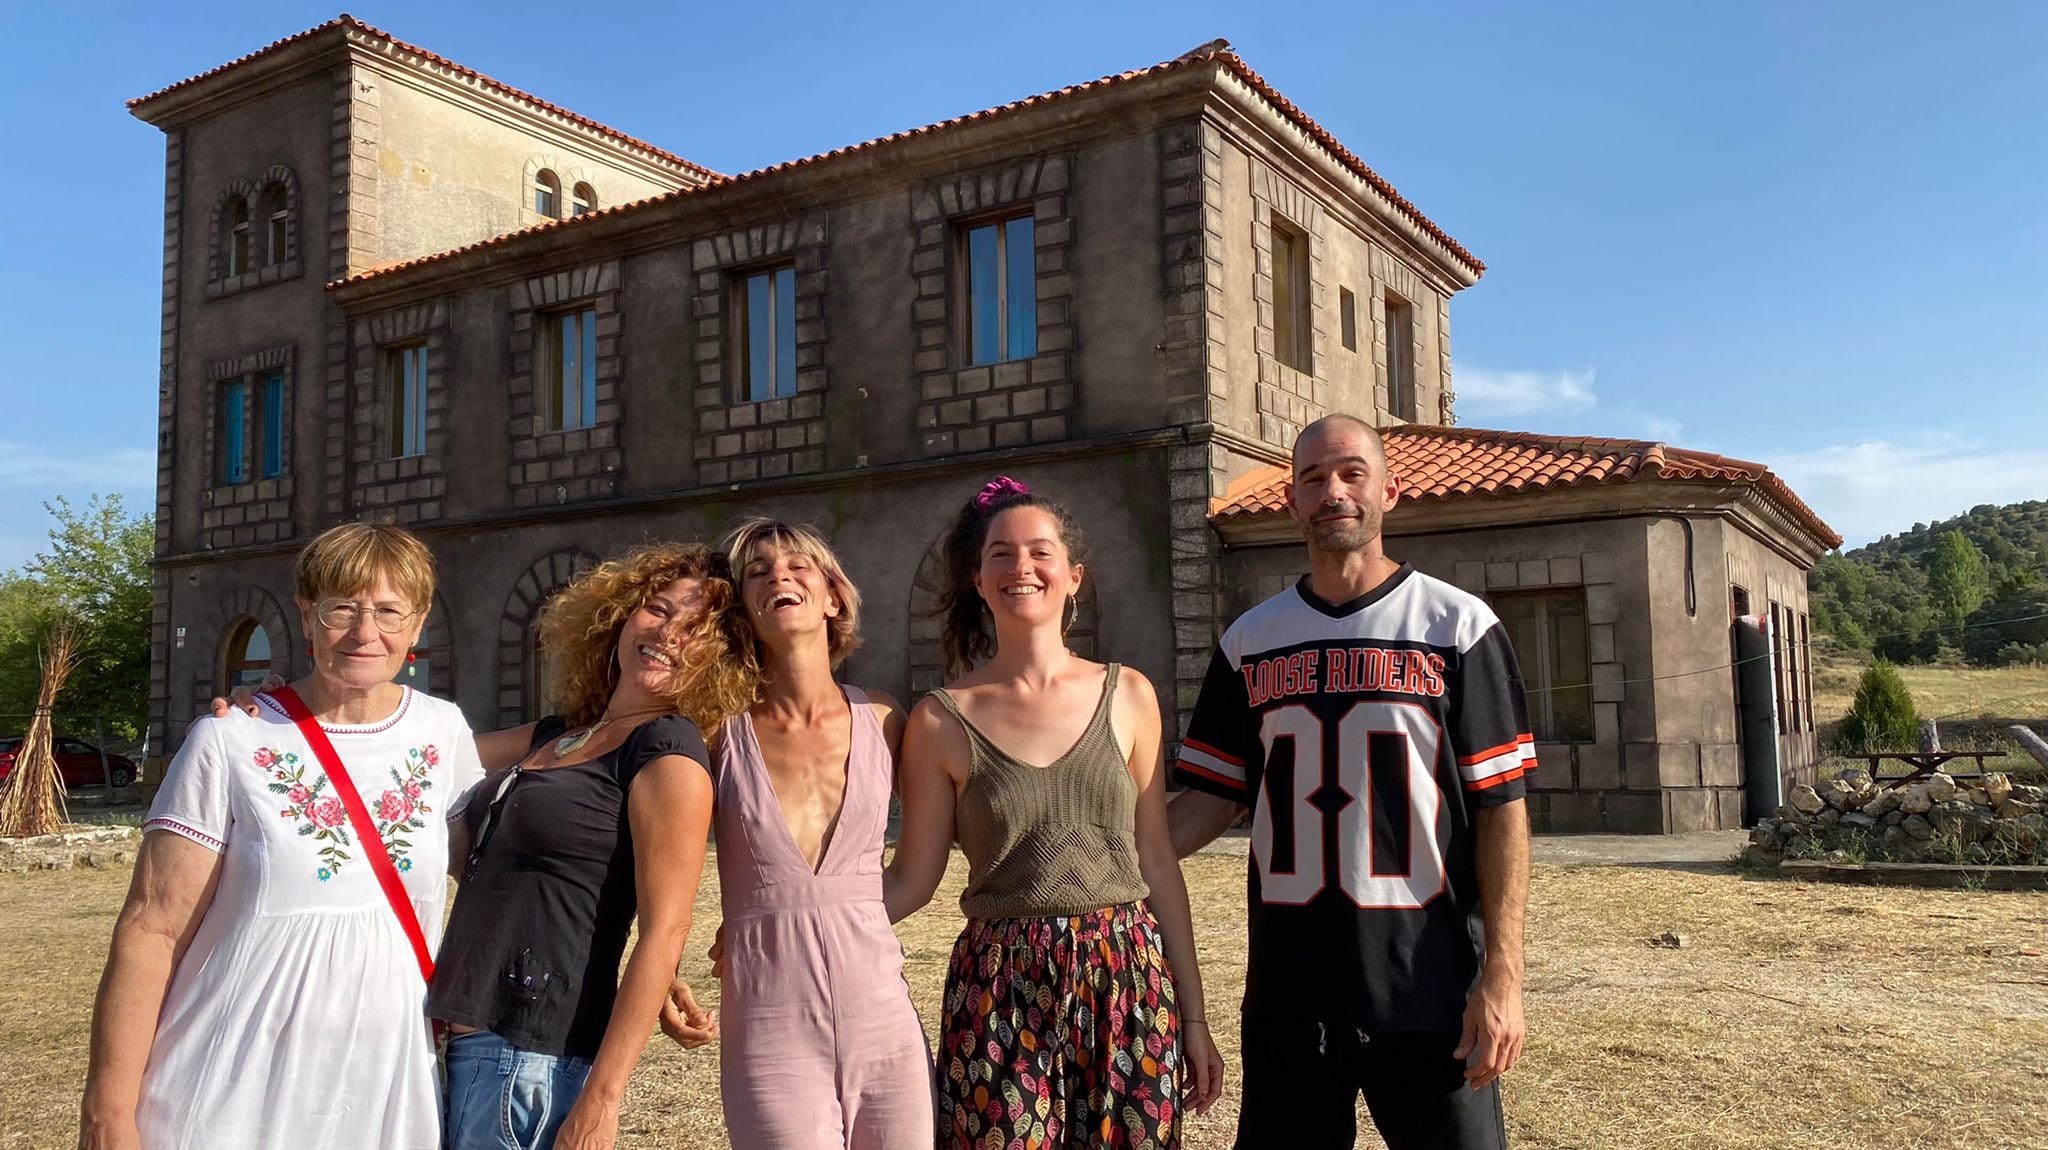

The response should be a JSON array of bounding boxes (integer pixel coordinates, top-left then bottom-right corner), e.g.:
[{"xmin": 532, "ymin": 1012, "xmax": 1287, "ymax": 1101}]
[{"xmin": 0, "ymin": 619, "xmax": 79, "ymax": 838}]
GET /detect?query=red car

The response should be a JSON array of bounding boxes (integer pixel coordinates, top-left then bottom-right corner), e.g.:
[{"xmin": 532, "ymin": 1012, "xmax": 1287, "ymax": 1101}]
[{"xmin": 0, "ymin": 736, "xmax": 138, "ymax": 789}]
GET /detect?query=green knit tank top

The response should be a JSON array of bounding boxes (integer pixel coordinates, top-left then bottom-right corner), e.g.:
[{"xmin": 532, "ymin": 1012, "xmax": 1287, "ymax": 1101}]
[{"xmin": 931, "ymin": 663, "xmax": 1151, "ymax": 920}]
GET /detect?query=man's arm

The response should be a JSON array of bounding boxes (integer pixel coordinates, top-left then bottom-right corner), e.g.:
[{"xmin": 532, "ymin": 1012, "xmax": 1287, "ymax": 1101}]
[
  {"xmin": 1455, "ymin": 799, "xmax": 1529, "ymax": 1090},
  {"xmin": 1167, "ymin": 789, "xmax": 1245, "ymax": 860}
]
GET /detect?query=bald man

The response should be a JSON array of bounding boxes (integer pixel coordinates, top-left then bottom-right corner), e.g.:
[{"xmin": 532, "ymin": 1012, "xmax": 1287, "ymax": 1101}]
[{"xmin": 1170, "ymin": 414, "xmax": 1531, "ymax": 1149}]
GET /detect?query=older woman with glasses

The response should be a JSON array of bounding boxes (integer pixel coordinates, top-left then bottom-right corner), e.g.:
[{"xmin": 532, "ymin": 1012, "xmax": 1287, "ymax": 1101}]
[{"xmin": 78, "ymin": 523, "xmax": 485, "ymax": 1150}]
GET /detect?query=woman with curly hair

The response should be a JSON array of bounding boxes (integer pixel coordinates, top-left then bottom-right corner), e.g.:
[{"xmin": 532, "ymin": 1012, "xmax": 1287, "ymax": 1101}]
[
  {"xmin": 429, "ymin": 541, "xmax": 758, "ymax": 1150},
  {"xmin": 888, "ymin": 477, "xmax": 1222, "ymax": 1149}
]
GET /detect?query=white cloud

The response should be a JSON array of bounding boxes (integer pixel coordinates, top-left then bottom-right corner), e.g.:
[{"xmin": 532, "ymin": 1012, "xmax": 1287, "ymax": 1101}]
[
  {"xmin": 1641, "ymin": 415, "xmax": 1686, "ymax": 441},
  {"xmin": 1767, "ymin": 436, "xmax": 2048, "ymax": 549},
  {"xmin": 1452, "ymin": 364, "xmax": 1598, "ymax": 419},
  {"xmin": 0, "ymin": 441, "xmax": 155, "ymax": 572},
  {"xmin": 0, "ymin": 441, "xmax": 154, "ymax": 492}
]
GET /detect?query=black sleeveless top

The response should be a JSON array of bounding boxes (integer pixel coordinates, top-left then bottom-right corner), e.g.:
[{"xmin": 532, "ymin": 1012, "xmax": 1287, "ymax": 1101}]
[{"xmin": 428, "ymin": 715, "xmax": 708, "ymax": 1058}]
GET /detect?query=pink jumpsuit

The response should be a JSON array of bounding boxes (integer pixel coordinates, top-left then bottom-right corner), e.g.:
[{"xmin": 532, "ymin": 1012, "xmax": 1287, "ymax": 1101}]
[{"xmin": 714, "ymin": 686, "xmax": 936, "ymax": 1149}]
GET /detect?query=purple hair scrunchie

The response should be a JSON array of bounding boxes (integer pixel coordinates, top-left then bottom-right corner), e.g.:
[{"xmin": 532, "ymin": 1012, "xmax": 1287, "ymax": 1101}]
[{"xmin": 973, "ymin": 475, "xmax": 1031, "ymax": 513}]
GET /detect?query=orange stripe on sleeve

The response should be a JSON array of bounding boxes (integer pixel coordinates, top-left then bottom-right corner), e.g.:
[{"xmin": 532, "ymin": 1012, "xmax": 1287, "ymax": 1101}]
[{"xmin": 1182, "ymin": 738, "xmax": 1246, "ymax": 768}]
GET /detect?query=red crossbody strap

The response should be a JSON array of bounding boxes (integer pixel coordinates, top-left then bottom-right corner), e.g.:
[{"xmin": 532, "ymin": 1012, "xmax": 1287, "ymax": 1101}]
[{"xmin": 273, "ymin": 686, "xmax": 436, "ymax": 986}]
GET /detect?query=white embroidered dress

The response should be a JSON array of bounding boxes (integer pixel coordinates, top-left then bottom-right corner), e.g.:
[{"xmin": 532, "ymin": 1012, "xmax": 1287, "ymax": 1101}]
[{"xmin": 138, "ymin": 687, "xmax": 484, "ymax": 1150}]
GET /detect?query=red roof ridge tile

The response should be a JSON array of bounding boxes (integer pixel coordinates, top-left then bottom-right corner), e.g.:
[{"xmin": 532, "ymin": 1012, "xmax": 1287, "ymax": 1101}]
[
  {"xmin": 128, "ymin": 14, "xmax": 720, "ymax": 180},
  {"xmin": 1212, "ymin": 424, "xmax": 1839, "ymax": 549},
  {"xmin": 329, "ymin": 37, "xmax": 1480, "ymax": 290}
]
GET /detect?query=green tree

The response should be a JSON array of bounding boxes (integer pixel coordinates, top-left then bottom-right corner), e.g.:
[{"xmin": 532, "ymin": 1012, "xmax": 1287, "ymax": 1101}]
[
  {"xmin": 1962, "ymin": 575, "xmax": 2048, "ymax": 666},
  {"xmin": 1925, "ymin": 529, "xmax": 1989, "ymax": 636},
  {"xmin": 1836, "ymin": 660, "xmax": 1920, "ymax": 754},
  {"xmin": 0, "ymin": 496, "xmax": 153, "ymax": 739}
]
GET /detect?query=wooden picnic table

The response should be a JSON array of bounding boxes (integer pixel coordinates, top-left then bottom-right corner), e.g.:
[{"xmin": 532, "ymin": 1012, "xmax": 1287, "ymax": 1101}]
[{"xmin": 1860, "ymin": 751, "xmax": 2002, "ymax": 787}]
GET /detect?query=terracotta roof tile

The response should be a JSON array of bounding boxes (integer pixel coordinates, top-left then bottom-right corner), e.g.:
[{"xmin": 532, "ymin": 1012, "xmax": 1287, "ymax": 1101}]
[
  {"xmin": 1210, "ymin": 425, "xmax": 1841, "ymax": 549},
  {"xmin": 330, "ymin": 38, "xmax": 1481, "ymax": 290},
  {"xmin": 128, "ymin": 15, "xmax": 719, "ymax": 180}
]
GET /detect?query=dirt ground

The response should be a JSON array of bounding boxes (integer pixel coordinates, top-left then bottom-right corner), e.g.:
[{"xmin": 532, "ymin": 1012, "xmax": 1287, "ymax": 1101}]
[{"xmin": 4, "ymin": 853, "xmax": 2046, "ymax": 1150}]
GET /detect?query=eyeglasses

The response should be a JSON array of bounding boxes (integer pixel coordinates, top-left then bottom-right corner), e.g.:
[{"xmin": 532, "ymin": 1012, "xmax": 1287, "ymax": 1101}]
[{"xmin": 315, "ymin": 599, "xmax": 419, "ymax": 634}]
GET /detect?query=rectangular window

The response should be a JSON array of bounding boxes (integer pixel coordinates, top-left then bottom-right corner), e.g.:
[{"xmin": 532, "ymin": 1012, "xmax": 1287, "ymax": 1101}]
[
  {"xmin": 268, "ymin": 211, "xmax": 288, "ymax": 267},
  {"xmin": 1340, "ymin": 287, "xmax": 1358, "ymax": 351},
  {"xmin": 259, "ymin": 373, "xmax": 285, "ymax": 479},
  {"xmin": 1496, "ymin": 589, "xmax": 1594, "ymax": 743},
  {"xmin": 1270, "ymin": 217, "xmax": 1311, "ymax": 371},
  {"xmin": 1385, "ymin": 291, "xmax": 1415, "ymax": 421},
  {"xmin": 963, "ymin": 214, "xmax": 1036, "ymax": 366},
  {"xmin": 739, "ymin": 265, "xmax": 797, "ymax": 402},
  {"xmin": 545, "ymin": 308, "xmax": 599, "ymax": 431},
  {"xmin": 220, "ymin": 379, "xmax": 247, "ymax": 485},
  {"xmin": 386, "ymin": 345, "xmax": 428, "ymax": 457}
]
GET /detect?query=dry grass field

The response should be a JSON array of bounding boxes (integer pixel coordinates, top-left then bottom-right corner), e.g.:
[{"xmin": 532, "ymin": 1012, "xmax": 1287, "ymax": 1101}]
[
  {"xmin": 1810, "ymin": 648, "xmax": 2048, "ymax": 728},
  {"xmin": 3, "ymin": 852, "xmax": 2046, "ymax": 1149}
]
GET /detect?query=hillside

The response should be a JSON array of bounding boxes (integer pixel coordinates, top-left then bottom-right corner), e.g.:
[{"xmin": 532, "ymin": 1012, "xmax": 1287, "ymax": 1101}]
[{"xmin": 1808, "ymin": 500, "xmax": 2048, "ymax": 664}]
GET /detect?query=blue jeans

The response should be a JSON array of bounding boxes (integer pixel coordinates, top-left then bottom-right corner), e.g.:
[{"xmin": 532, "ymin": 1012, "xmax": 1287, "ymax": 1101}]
[{"xmin": 443, "ymin": 1029, "xmax": 593, "ymax": 1150}]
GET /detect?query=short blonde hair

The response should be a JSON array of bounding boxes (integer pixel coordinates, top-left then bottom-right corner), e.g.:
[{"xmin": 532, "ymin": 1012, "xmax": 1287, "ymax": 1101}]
[
  {"xmin": 721, "ymin": 518, "xmax": 863, "ymax": 668},
  {"xmin": 536, "ymin": 542, "xmax": 761, "ymax": 733},
  {"xmin": 295, "ymin": 522, "xmax": 436, "ymax": 613}
]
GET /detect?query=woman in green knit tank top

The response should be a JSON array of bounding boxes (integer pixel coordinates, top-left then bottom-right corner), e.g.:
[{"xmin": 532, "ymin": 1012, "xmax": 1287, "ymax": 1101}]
[{"xmin": 888, "ymin": 477, "xmax": 1223, "ymax": 1149}]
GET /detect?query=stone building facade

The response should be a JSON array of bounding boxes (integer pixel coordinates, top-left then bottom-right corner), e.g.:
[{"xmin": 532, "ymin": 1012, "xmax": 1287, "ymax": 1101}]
[{"xmin": 130, "ymin": 18, "xmax": 1834, "ymax": 833}]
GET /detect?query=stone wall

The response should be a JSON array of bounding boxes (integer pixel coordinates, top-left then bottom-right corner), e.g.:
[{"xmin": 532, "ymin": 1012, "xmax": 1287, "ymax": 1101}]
[{"xmin": 1749, "ymin": 769, "xmax": 2047, "ymax": 866}]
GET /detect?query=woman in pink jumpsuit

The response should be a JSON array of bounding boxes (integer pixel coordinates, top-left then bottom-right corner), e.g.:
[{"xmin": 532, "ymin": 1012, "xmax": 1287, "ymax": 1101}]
[{"xmin": 701, "ymin": 519, "xmax": 934, "ymax": 1149}]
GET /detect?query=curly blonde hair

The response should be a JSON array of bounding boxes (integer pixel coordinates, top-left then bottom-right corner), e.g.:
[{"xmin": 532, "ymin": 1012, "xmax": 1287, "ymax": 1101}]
[{"xmin": 535, "ymin": 542, "xmax": 761, "ymax": 734}]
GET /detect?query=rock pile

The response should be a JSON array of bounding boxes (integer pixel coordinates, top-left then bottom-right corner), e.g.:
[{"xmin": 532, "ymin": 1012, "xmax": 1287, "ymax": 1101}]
[
  {"xmin": 1747, "ymin": 769, "xmax": 2047, "ymax": 867},
  {"xmin": 0, "ymin": 824, "xmax": 140, "ymax": 873}
]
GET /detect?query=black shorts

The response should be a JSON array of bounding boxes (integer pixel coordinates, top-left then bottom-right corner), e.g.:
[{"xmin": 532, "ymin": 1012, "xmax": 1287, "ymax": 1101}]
[{"xmin": 1234, "ymin": 1018, "xmax": 1506, "ymax": 1150}]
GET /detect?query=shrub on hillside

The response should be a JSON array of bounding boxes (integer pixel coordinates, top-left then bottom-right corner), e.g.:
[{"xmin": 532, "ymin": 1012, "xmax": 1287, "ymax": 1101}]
[{"xmin": 1836, "ymin": 660, "xmax": 1919, "ymax": 754}]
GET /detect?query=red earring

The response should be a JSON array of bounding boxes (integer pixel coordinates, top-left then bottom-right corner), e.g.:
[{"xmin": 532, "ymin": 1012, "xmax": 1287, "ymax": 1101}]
[{"xmin": 406, "ymin": 651, "xmax": 417, "ymax": 679}]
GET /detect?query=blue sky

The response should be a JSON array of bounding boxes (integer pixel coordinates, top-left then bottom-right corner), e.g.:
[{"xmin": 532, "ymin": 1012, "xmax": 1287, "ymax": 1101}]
[{"xmin": 2, "ymin": 0, "xmax": 2043, "ymax": 568}]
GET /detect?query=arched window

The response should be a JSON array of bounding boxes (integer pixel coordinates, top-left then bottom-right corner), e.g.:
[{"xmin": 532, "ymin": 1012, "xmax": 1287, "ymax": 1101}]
[
  {"xmin": 526, "ymin": 613, "xmax": 563, "ymax": 722},
  {"xmin": 261, "ymin": 182, "xmax": 290, "ymax": 266},
  {"xmin": 571, "ymin": 182, "xmax": 595, "ymax": 217},
  {"xmin": 533, "ymin": 169, "xmax": 561, "ymax": 218},
  {"xmin": 227, "ymin": 198, "xmax": 252, "ymax": 276},
  {"xmin": 222, "ymin": 618, "xmax": 272, "ymax": 690}
]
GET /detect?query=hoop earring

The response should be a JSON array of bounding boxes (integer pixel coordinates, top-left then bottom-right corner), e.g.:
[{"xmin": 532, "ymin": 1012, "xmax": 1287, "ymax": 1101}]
[{"xmin": 1063, "ymin": 595, "xmax": 1078, "ymax": 636}]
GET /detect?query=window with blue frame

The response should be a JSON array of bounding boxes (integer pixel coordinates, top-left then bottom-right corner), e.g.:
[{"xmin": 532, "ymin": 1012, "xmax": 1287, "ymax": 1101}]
[
  {"xmin": 738, "ymin": 265, "xmax": 797, "ymax": 402},
  {"xmin": 220, "ymin": 379, "xmax": 247, "ymax": 485},
  {"xmin": 546, "ymin": 308, "xmax": 599, "ymax": 431},
  {"xmin": 962, "ymin": 214, "xmax": 1036, "ymax": 366},
  {"xmin": 260, "ymin": 373, "xmax": 285, "ymax": 478},
  {"xmin": 387, "ymin": 346, "xmax": 428, "ymax": 457}
]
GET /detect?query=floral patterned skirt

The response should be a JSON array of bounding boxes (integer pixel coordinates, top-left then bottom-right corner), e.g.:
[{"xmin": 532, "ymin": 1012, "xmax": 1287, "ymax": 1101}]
[{"xmin": 938, "ymin": 902, "xmax": 1181, "ymax": 1150}]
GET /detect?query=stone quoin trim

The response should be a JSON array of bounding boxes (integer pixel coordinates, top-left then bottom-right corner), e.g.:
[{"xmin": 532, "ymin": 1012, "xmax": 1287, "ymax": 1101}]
[
  {"xmin": 689, "ymin": 217, "xmax": 831, "ymax": 485},
  {"xmin": 1159, "ymin": 119, "xmax": 1236, "ymax": 733},
  {"xmin": 324, "ymin": 64, "xmax": 382, "ymax": 524},
  {"xmin": 149, "ymin": 129, "xmax": 185, "ymax": 756}
]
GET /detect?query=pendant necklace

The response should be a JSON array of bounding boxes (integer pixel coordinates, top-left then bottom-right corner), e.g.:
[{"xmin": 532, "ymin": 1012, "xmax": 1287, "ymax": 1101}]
[{"xmin": 553, "ymin": 719, "xmax": 611, "ymax": 758}]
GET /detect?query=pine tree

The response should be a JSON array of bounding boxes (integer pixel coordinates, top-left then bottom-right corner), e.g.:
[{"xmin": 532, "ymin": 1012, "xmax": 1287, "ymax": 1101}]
[
  {"xmin": 1836, "ymin": 660, "xmax": 1919, "ymax": 754},
  {"xmin": 1925, "ymin": 529, "xmax": 1988, "ymax": 637}
]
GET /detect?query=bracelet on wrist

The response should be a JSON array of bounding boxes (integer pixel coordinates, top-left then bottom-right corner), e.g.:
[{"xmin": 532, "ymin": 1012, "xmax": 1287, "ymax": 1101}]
[{"xmin": 1182, "ymin": 1016, "xmax": 1207, "ymax": 1026}]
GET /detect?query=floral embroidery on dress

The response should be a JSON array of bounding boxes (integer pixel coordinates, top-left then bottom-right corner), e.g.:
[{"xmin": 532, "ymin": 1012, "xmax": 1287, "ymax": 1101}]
[{"xmin": 256, "ymin": 744, "xmax": 440, "ymax": 880}]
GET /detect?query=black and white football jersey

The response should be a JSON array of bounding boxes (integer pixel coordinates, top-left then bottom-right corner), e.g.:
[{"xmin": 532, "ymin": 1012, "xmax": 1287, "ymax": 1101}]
[{"xmin": 1176, "ymin": 564, "xmax": 1533, "ymax": 1029}]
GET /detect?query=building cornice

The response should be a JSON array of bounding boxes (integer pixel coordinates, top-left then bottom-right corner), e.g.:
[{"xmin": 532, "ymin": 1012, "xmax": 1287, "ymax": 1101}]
[{"xmin": 152, "ymin": 420, "xmax": 1251, "ymax": 569}]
